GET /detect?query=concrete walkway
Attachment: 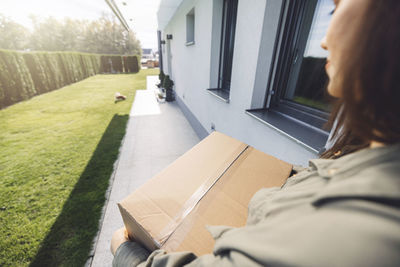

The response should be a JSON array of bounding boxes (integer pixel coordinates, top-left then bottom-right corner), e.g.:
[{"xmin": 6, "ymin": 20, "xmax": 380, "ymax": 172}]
[{"xmin": 90, "ymin": 76, "xmax": 200, "ymax": 266}]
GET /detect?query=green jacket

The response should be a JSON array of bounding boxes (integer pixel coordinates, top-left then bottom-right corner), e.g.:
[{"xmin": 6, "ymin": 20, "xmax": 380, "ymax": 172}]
[{"xmin": 113, "ymin": 144, "xmax": 400, "ymax": 267}]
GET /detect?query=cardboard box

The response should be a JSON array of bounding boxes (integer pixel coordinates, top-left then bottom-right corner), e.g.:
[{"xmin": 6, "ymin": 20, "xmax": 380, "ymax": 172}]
[{"xmin": 118, "ymin": 131, "xmax": 292, "ymax": 255}]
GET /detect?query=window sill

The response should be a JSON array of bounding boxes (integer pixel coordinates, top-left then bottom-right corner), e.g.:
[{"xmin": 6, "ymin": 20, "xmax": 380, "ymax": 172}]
[
  {"xmin": 185, "ymin": 41, "xmax": 195, "ymax": 46},
  {"xmin": 246, "ymin": 108, "xmax": 329, "ymax": 153},
  {"xmin": 207, "ymin": 88, "xmax": 230, "ymax": 103}
]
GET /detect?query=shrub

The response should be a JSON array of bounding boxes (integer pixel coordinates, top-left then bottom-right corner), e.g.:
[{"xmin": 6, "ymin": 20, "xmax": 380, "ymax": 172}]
[
  {"xmin": 0, "ymin": 53, "xmax": 13, "ymax": 107},
  {"xmin": 111, "ymin": 56, "xmax": 123, "ymax": 73},
  {"xmin": 100, "ymin": 55, "xmax": 127, "ymax": 73},
  {"xmin": 157, "ymin": 70, "xmax": 165, "ymax": 88},
  {"xmin": 42, "ymin": 52, "xmax": 65, "ymax": 90},
  {"xmin": 162, "ymin": 75, "xmax": 174, "ymax": 90},
  {"xmin": 163, "ymin": 75, "xmax": 175, "ymax": 102},
  {"xmin": 123, "ymin": 56, "xmax": 140, "ymax": 73},
  {"xmin": 23, "ymin": 53, "xmax": 50, "ymax": 94},
  {"xmin": 100, "ymin": 56, "xmax": 111, "ymax": 73},
  {"xmin": 0, "ymin": 49, "xmax": 139, "ymax": 109},
  {"xmin": 0, "ymin": 50, "xmax": 36, "ymax": 107}
]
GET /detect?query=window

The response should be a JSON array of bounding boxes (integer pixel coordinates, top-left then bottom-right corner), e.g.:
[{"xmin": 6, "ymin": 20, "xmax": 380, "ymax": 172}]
[
  {"xmin": 208, "ymin": 0, "xmax": 238, "ymax": 102},
  {"xmin": 247, "ymin": 0, "xmax": 335, "ymax": 153},
  {"xmin": 186, "ymin": 9, "xmax": 195, "ymax": 45}
]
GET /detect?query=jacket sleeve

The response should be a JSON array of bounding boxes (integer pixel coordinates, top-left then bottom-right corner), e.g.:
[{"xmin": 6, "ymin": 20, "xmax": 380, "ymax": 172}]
[
  {"xmin": 112, "ymin": 241, "xmax": 150, "ymax": 267},
  {"xmin": 113, "ymin": 241, "xmax": 254, "ymax": 267},
  {"xmin": 112, "ymin": 241, "xmax": 200, "ymax": 267}
]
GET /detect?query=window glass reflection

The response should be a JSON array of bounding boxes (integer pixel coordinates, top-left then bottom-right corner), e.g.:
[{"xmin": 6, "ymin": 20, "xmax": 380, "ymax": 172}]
[{"xmin": 285, "ymin": 0, "xmax": 335, "ymax": 112}]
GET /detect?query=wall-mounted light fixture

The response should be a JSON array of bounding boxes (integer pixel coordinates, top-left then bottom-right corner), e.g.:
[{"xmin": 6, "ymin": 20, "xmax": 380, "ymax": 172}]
[{"xmin": 166, "ymin": 34, "xmax": 173, "ymax": 40}]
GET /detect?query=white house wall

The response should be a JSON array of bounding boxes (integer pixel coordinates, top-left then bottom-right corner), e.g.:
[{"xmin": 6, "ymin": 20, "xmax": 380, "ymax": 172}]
[{"xmin": 161, "ymin": 0, "xmax": 318, "ymax": 166}]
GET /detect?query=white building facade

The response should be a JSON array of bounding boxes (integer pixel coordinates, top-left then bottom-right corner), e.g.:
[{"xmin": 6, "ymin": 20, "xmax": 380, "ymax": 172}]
[{"xmin": 157, "ymin": 0, "xmax": 334, "ymax": 166}]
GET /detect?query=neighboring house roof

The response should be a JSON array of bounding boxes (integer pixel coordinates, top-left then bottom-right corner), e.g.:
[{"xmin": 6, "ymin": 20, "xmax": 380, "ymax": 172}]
[
  {"xmin": 142, "ymin": 48, "xmax": 154, "ymax": 55},
  {"xmin": 157, "ymin": 0, "xmax": 184, "ymax": 30}
]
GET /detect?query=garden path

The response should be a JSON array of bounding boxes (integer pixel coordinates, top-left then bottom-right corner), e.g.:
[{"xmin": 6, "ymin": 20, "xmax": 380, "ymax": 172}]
[{"xmin": 89, "ymin": 76, "xmax": 200, "ymax": 267}]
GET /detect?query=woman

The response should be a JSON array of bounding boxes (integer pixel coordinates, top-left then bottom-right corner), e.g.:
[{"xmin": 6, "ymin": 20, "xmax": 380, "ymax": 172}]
[{"xmin": 111, "ymin": 0, "xmax": 400, "ymax": 266}]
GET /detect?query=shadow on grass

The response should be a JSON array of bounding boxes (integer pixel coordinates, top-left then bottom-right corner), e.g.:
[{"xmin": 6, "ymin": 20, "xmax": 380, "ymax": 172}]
[{"xmin": 30, "ymin": 114, "xmax": 129, "ymax": 267}]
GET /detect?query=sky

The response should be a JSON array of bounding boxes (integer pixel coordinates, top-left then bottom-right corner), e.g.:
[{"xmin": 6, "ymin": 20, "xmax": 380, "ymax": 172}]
[
  {"xmin": 304, "ymin": 0, "xmax": 335, "ymax": 58},
  {"xmin": 0, "ymin": 0, "xmax": 161, "ymax": 50},
  {"xmin": 0, "ymin": 0, "xmax": 332, "ymax": 54},
  {"xmin": 117, "ymin": 0, "xmax": 161, "ymax": 50}
]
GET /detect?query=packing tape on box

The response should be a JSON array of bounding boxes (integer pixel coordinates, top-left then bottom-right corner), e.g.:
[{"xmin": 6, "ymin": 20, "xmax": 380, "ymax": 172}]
[{"xmin": 155, "ymin": 145, "xmax": 250, "ymax": 245}]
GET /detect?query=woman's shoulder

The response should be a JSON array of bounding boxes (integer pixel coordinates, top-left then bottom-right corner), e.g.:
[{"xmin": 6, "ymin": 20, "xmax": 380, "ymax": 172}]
[{"xmin": 310, "ymin": 144, "xmax": 400, "ymax": 208}]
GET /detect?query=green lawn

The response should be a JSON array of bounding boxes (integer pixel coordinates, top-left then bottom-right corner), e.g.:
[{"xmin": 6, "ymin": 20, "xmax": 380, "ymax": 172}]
[
  {"xmin": 293, "ymin": 96, "xmax": 331, "ymax": 112},
  {"xmin": 0, "ymin": 68, "xmax": 159, "ymax": 267}
]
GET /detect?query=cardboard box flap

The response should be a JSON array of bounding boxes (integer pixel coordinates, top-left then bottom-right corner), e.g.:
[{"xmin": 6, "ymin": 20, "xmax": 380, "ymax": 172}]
[
  {"xmin": 118, "ymin": 202, "xmax": 162, "ymax": 250},
  {"xmin": 118, "ymin": 132, "xmax": 248, "ymax": 250},
  {"xmin": 162, "ymin": 146, "xmax": 292, "ymax": 255}
]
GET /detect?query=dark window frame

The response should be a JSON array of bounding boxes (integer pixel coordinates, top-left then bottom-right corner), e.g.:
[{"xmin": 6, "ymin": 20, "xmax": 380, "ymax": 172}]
[
  {"xmin": 208, "ymin": 0, "xmax": 238, "ymax": 101},
  {"xmin": 186, "ymin": 8, "xmax": 195, "ymax": 45},
  {"xmin": 247, "ymin": 0, "xmax": 331, "ymax": 153},
  {"xmin": 218, "ymin": 0, "xmax": 238, "ymax": 91},
  {"xmin": 270, "ymin": 0, "xmax": 330, "ymax": 125}
]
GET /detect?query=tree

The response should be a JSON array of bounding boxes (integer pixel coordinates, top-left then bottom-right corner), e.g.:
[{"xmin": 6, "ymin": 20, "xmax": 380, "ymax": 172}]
[
  {"xmin": 29, "ymin": 16, "xmax": 65, "ymax": 51},
  {"xmin": 0, "ymin": 14, "xmax": 30, "ymax": 50},
  {"xmin": 82, "ymin": 14, "xmax": 141, "ymax": 55},
  {"xmin": 0, "ymin": 13, "xmax": 141, "ymax": 55}
]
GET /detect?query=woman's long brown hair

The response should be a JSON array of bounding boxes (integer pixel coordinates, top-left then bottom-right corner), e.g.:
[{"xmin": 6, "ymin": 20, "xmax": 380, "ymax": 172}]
[{"xmin": 321, "ymin": 0, "xmax": 400, "ymax": 159}]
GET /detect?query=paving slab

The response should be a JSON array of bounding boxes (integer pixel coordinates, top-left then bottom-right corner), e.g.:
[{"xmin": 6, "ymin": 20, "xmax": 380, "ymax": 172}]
[{"xmin": 89, "ymin": 76, "xmax": 200, "ymax": 267}]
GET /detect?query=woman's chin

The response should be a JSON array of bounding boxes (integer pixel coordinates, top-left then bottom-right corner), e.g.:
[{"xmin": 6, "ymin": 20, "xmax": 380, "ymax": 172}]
[{"xmin": 327, "ymin": 82, "xmax": 342, "ymax": 98}]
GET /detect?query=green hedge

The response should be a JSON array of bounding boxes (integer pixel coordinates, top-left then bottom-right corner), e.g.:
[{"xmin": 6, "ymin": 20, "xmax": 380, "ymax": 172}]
[
  {"xmin": 0, "ymin": 50, "xmax": 36, "ymax": 107},
  {"xmin": 100, "ymin": 55, "xmax": 140, "ymax": 73},
  {"xmin": 123, "ymin": 56, "xmax": 140, "ymax": 73},
  {"xmin": 0, "ymin": 50, "xmax": 139, "ymax": 109}
]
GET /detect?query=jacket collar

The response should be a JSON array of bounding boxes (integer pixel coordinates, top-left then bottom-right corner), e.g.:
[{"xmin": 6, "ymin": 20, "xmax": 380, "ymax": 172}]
[{"xmin": 309, "ymin": 143, "xmax": 400, "ymax": 207}]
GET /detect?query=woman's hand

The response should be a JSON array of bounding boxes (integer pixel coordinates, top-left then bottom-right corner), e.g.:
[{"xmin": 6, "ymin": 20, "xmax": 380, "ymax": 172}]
[{"xmin": 111, "ymin": 227, "xmax": 131, "ymax": 256}]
